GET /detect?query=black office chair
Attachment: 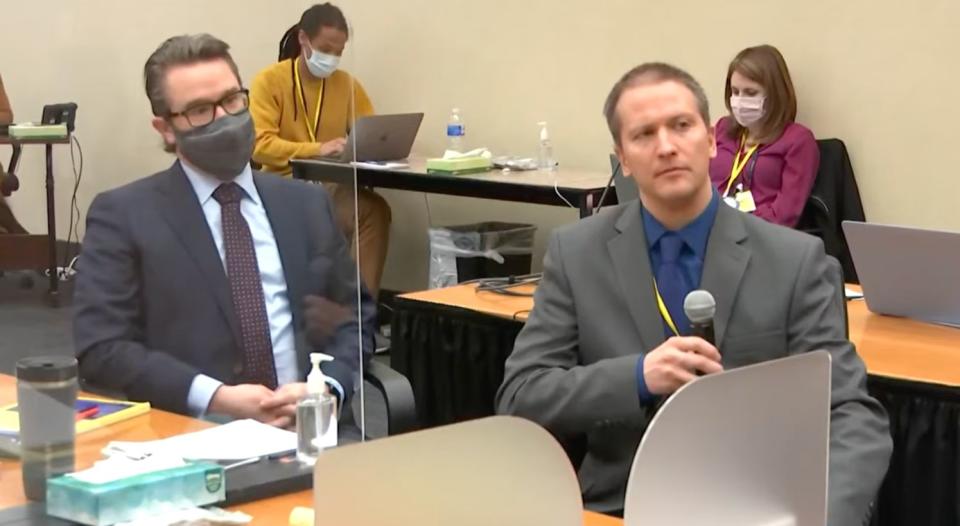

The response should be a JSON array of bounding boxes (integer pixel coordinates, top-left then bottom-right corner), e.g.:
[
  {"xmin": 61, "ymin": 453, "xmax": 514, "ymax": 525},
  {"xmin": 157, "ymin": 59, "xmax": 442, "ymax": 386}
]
[
  {"xmin": 796, "ymin": 139, "xmax": 865, "ymax": 283},
  {"xmin": 362, "ymin": 359, "xmax": 417, "ymax": 435},
  {"xmin": 1, "ymin": 142, "xmax": 22, "ymax": 198}
]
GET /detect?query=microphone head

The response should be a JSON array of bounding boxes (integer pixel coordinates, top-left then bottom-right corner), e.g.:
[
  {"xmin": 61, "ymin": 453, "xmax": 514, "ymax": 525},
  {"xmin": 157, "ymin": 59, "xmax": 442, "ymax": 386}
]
[{"xmin": 683, "ymin": 289, "xmax": 716, "ymax": 324}]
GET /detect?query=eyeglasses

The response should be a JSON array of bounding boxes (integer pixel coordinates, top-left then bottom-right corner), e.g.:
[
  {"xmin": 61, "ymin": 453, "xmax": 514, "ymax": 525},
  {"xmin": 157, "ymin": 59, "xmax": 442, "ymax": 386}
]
[{"xmin": 167, "ymin": 89, "xmax": 250, "ymax": 128}]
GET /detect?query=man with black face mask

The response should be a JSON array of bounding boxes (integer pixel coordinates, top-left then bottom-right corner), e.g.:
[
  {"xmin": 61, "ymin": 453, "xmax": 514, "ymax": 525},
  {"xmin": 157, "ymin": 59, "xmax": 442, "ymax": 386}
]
[{"xmin": 73, "ymin": 34, "xmax": 375, "ymax": 431}]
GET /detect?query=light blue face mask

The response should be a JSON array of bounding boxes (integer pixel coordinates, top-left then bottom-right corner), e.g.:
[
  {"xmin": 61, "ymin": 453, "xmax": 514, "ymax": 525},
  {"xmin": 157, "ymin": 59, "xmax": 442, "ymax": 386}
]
[{"xmin": 304, "ymin": 47, "xmax": 340, "ymax": 78}]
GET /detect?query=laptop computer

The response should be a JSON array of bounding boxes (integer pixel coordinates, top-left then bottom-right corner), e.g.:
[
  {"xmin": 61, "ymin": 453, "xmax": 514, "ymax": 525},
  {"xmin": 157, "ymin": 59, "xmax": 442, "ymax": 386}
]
[
  {"xmin": 843, "ymin": 220, "xmax": 960, "ymax": 327},
  {"xmin": 324, "ymin": 112, "xmax": 423, "ymax": 163}
]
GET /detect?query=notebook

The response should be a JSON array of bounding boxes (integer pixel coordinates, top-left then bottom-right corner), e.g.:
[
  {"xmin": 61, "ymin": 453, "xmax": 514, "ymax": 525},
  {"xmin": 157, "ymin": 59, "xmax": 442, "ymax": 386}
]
[{"xmin": 0, "ymin": 397, "xmax": 150, "ymax": 436}]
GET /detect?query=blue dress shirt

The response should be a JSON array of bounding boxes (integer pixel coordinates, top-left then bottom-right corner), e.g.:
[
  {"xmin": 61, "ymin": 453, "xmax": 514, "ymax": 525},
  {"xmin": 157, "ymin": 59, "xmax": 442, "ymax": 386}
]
[
  {"xmin": 181, "ymin": 161, "xmax": 343, "ymax": 416},
  {"xmin": 635, "ymin": 191, "xmax": 720, "ymax": 402}
]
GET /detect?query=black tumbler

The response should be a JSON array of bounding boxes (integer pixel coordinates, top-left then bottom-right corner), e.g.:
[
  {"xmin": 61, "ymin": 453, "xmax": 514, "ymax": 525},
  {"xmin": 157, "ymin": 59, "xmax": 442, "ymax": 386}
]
[{"xmin": 16, "ymin": 356, "xmax": 78, "ymax": 501}]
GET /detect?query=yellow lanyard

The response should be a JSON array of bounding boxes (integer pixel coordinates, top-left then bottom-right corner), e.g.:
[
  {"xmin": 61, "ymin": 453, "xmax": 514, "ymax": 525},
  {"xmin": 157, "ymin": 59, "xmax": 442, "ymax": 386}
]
[
  {"xmin": 293, "ymin": 58, "xmax": 325, "ymax": 143},
  {"xmin": 653, "ymin": 280, "xmax": 680, "ymax": 337},
  {"xmin": 723, "ymin": 134, "xmax": 759, "ymax": 196}
]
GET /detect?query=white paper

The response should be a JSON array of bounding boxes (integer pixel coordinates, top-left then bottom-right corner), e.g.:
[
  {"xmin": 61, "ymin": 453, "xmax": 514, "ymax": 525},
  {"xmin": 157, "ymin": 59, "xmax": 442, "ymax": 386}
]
[
  {"xmin": 844, "ymin": 287, "xmax": 864, "ymax": 300},
  {"xmin": 109, "ymin": 419, "xmax": 297, "ymax": 461},
  {"xmin": 69, "ymin": 453, "xmax": 186, "ymax": 484},
  {"xmin": 116, "ymin": 507, "xmax": 251, "ymax": 526}
]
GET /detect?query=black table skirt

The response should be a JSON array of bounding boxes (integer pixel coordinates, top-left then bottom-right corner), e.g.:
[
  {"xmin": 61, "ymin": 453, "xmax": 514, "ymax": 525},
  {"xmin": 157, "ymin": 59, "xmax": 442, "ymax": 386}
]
[
  {"xmin": 391, "ymin": 298, "xmax": 960, "ymax": 525},
  {"xmin": 867, "ymin": 376, "xmax": 960, "ymax": 526},
  {"xmin": 391, "ymin": 297, "xmax": 523, "ymax": 427}
]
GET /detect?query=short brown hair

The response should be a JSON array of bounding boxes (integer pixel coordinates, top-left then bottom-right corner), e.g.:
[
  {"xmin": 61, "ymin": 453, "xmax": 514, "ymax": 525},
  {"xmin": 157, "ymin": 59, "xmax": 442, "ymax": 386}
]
[
  {"xmin": 723, "ymin": 45, "xmax": 797, "ymax": 143},
  {"xmin": 144, "ymin": 34, "xmax": 241, "ymax": 117},
  {"xmin": 603, "ymin": 62, "xmax": 711, "ymax": 146}
]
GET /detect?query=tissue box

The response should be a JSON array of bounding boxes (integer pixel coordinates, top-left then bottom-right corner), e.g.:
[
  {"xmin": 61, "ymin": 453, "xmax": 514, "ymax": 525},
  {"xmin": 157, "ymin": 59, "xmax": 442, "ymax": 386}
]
[
  {"xmin": 46, "ymin": 461, "xmax": 225, "ymax": 526},
  {"xmin": 8, "ymin": 123, "xmax": 69, "ymax": 140},
  {"xmin": 425, "ymin": 156, "xmax": 492, "ymax": 175}
]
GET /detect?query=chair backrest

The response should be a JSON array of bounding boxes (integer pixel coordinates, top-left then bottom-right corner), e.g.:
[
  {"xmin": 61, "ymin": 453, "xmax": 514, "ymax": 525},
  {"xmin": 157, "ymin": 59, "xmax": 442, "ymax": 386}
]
[
  {"xmin": 797, "ymin": 138, "xmax": 864, "ymax": 282},
  {"xmin": 312, "ymin": 416, "xmax": 583, "ymax": 525}
]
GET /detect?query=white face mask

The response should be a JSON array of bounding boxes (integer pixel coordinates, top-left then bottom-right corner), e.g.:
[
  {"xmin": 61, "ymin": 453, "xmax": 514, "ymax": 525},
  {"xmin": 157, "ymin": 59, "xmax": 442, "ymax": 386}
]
[
  {"xmin": 730, "ymin": 95, "xmax": 766, "ymax": 127},
  {"xmin": 303, "ymin": 46, "xmax": 340, "ymax": 78}
]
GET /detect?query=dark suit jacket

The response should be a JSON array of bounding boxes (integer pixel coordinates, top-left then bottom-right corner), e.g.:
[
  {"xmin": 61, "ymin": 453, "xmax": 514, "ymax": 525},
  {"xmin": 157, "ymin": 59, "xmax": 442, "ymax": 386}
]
[
  {"xmin": 73, "ymin": 161, "xmax": 375, "ymax": 415},
  {"xmin": 496, "ymin": 200, "xmax": 891, "ymax": 526}
]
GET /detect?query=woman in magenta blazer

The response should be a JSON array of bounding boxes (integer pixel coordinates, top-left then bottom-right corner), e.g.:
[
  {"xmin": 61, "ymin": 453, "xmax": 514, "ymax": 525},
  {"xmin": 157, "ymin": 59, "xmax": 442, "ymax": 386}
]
[{"xmin": 709, "ymin": 45, "xmax": 820, "ymax": 227}]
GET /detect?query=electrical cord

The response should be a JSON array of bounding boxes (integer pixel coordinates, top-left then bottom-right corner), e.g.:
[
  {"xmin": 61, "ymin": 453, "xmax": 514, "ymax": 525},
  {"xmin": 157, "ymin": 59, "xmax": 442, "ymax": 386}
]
[
  {"xmin": 512, "ymin": 309, "xmax": 531, "ymax": 320},
  {"xmin": 593, "ymin": 170, "xmax": 616, "ymax": 215},
  {"xmin": 553, "ymin": 176, "xmax": 576, "ymax": 209},
  {"xmin": 62, "ymin": 135, "xmax": 83, "ymax": 278},
  {"xmin": 423, "ymin": 192, "xmax": 434, "ymax": 227},
  {"xmin": 465, "ymin": 272, "xmax": 542, "ymax": 297}
]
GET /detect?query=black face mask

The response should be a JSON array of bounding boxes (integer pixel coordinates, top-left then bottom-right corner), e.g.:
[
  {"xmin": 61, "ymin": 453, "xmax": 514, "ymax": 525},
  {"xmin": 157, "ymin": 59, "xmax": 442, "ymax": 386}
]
[{"xmin": 173, "ymin": 111, "xmax": 255, "ymax": 179}]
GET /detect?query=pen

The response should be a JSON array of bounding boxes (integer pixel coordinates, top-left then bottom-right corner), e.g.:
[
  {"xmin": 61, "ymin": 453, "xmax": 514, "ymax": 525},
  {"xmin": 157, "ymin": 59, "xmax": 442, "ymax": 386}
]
[
  {"xmin": 223, "ymin": 456, "xmax": 262, "ymax": 471},
  {"xmin": 266, "ymin": 449, "xmax": 296, "ymax": 460},
  {"xmin": 76, "ymin": 407, "xmax": 99, "ymax": 421}
]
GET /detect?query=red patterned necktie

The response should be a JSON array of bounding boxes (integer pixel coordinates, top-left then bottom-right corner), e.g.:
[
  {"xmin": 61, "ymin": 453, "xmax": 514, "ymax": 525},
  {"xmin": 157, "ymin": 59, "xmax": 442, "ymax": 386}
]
[{"xmin": 212, "ymin": 182, "xmax": 278, "ymax": 389}]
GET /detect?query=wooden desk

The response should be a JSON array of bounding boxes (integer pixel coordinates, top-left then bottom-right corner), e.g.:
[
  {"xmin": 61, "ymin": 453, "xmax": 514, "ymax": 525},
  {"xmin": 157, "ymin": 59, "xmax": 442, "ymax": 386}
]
[
  {"xmin": 0, "ymin": 135, "xmax": 72, "ymax": 306},
  {"xmin": 235, "ymin": 490, "xmax": 621, "ymax": 525},
  {"xmin": 292, "ymin": 156, "xmax": 616, "ymax": 218},
  {"xmin": 398, "ymin": 283, "xmax": 960, "ymax": 387},
  {"xmin": 0, "ymin": 374, "xmax": 622, "ymax": 525}
]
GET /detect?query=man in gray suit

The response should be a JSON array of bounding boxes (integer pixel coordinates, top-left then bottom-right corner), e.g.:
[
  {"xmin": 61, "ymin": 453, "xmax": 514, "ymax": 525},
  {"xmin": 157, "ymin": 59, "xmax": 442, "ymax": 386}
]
[
  {"xmin": 495, "ymin": 63, "xmax": 891, "ymax": 525},
  {"xmin": 73, "ymin": 34, "xmax": 374, "ymax": 428}
]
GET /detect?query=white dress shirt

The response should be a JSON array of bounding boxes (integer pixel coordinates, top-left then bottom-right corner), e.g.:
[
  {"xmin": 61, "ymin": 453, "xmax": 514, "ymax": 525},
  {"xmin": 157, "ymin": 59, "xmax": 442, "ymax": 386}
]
[{"xmin": 180, "ymin": 161, "xmax": 341, "ymax": 415}]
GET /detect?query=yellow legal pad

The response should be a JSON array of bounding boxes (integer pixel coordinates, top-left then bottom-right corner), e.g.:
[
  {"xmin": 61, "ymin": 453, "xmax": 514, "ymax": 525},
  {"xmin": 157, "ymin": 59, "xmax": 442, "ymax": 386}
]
[{"xmin": 0, "ymin": 397, "xmax": 150, "ymax": 436}]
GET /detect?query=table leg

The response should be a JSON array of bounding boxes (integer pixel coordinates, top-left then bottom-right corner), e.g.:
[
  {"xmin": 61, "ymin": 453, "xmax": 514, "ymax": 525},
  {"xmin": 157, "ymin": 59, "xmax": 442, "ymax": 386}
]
[
  {"xmin": 578, "ymin": 193, "xmax": 595, "ymax": 218},
  {"xmin": 44, "ymin": 144, "xmax": 59, "ymax": 307}
]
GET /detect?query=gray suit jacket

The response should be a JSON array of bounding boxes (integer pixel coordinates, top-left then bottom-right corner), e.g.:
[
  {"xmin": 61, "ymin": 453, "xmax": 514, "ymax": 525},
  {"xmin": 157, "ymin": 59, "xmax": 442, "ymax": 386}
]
[
  {"xmin": 496, "ymin": 200, "xmax": 891, "ymax": 525},
  {"xmin": 73, "ymin": 162, "xmax": 375, "ymax": 415}
]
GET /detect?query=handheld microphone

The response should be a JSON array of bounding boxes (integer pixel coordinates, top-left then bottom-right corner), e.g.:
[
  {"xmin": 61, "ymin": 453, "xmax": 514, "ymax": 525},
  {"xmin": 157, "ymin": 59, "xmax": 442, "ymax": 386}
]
[{"xmin": 683, "ymin": 289, "xmax": 716, "ymax": 346}]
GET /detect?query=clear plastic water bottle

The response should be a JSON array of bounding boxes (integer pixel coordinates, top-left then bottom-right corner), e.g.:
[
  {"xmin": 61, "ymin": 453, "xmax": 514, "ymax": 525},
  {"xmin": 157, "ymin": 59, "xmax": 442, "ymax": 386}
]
[
  {"xmin": 447, "ymin": 108, "xmax": 465, "ymax": 153},
  {"xmin": 537, "ymin": 121, "xmax": 556, "ymax": 171}
]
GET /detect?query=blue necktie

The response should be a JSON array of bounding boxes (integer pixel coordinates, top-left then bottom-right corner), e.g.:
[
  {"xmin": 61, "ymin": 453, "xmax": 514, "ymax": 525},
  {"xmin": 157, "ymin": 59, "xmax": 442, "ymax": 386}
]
[{"xmin": 656, "ymin": 234, "xmax": 691, "ymax": 336}]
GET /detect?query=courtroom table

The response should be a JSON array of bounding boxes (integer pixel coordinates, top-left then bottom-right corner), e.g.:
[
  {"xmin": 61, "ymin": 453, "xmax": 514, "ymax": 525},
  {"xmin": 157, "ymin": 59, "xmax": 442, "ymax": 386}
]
[
  {"xmin": 390, "ymin": 283, "xmax": 960, "ymax": 526},
  {"xmin": 291, "ymin": 156, "xmax": 617, "ymax": 218},
  {"xmin": 236, "ymin": 490, "xmax": 621, "ymax": 525},
  {"xmin": 0, "ymin": 374, "xmax": 621, "ymax": 526},
  {"xmin": 0, "ymin": 135, "xmax": 72, "ymax": 306}
]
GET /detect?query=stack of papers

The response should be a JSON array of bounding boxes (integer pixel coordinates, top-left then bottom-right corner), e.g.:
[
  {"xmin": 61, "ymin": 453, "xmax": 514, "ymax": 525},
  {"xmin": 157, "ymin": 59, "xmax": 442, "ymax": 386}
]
[{"xmin": 107, "ymin": 419, "xmax": 297, "ymax": 461}]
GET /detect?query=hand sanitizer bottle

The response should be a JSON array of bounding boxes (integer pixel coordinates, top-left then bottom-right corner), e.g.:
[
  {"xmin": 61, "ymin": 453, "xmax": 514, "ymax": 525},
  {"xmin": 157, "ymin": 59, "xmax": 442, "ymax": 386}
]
[
  {"xmin": 537, "ymin": 121, "xmax": 556, "ymax": 171},
  {"xmin": 296, "ymin": 353, "xmax": 338, "ymax": 464}
]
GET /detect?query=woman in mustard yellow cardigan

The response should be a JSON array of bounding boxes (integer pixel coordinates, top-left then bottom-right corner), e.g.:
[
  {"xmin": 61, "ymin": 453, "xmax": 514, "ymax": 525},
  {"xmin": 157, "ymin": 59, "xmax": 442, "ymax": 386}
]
[{"xmin": 250, "ymin": 3, "xmax": 391, "ymax": 297}]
